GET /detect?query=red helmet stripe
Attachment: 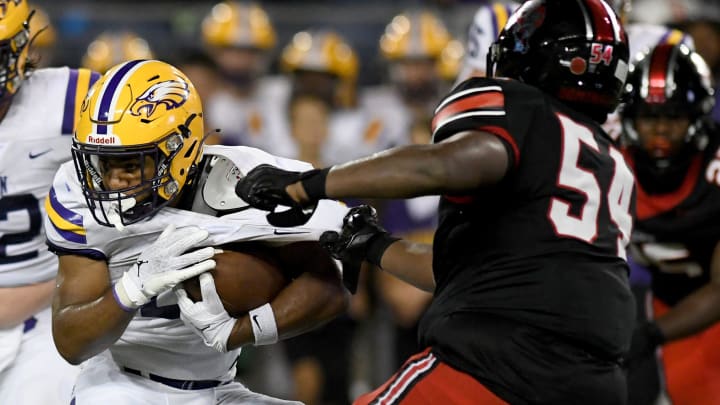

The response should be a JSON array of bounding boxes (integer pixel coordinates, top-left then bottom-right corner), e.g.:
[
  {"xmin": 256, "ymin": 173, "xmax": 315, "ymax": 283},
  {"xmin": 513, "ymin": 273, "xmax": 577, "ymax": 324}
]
[
  {"xmin": 584, "ymin": 0, "xmax": 621, "ymax": 42},
  {"xmin": 647, "ymin": 44, "xmax": 673, "ymax": 104}
]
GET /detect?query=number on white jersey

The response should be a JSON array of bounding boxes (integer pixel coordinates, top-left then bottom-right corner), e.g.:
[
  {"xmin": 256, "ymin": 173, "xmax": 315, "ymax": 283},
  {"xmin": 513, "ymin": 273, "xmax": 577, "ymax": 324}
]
[
  {"xmin": 549, "ymin": 114, "xmax": 634, "ymax": 259},
  {"xmin": 0, "ymin": 195, "xmax": 42, "ymax": 264}
]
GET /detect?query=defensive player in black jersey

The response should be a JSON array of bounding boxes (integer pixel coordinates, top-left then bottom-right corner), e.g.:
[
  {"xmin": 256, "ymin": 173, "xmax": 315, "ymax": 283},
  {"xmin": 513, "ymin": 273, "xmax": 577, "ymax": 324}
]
[
  {"xmin": 237, "ymin": 0, "xmax": 636, "ymax": 403},
  {"xmin": 620, "ymin": 43, "xmax": 720, "ymax": 405}
]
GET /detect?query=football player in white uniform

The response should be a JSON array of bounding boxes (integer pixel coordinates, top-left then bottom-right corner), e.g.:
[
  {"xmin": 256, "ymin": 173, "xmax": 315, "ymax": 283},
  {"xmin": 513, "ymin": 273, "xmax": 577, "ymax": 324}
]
[
  {"xmin": 456, "ymin": 1, "xmax": 520, "ymax": 83},
  {"xmin": 201, "ymin": 1, "xmax": 290, "ymax": 157},
  {"xmin": 47, "ymin": 60, "xmax": 350, "ymax": 404},
  {"xmin": 0, "ymin": 1, "xmax": 99, "ymax": 404}
]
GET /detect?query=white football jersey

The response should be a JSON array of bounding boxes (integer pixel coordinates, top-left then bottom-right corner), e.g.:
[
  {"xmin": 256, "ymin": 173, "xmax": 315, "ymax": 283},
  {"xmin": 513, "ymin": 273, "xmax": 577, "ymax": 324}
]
[
  {"xmin": 206, "ymin": 76, "xmax": 294, "ymax": 158},
  {"xmin": 45, "ymin": 145, "xmax": 347, "ymax": 381},
  {"xmin": 0, "ymin": 67, "xmax": 99, "ymax": 287}
]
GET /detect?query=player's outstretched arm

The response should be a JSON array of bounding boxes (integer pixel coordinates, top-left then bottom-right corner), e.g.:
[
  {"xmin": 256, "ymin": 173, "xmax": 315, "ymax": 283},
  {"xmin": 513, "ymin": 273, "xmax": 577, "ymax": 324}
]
[
  {"xmin": 321, "ymin": 205, "xmax": 435, "ymax": 293},
  {"xmin": 226, "ymin": 241, "xmax": 349, "ymax": 350},
  {"xmin": 628, "ymin": 241, "xmax": 720, "ymax": 365},
  {"xmin": 237, "ymin": 130, "xmax": 510, "ymax": 209}
]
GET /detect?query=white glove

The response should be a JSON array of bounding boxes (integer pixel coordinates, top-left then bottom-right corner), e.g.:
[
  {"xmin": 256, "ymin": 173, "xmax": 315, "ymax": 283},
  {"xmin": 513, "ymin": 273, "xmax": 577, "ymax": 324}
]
[
  {"xmin": 113, "ymin": 224, "xmax": 218, "ymax": 311},
  {"xmin": 175, "ymin": 273, "xmax": 236, "ymax": 352}
]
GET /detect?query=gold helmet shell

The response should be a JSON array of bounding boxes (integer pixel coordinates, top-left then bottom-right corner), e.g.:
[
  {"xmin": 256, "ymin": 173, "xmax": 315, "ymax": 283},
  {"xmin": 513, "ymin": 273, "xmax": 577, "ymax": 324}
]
[
  {"xmin": 380, "ymin": 11, "xmax": 451, "ymax": 61},
  {"xmin": 202, "ymin": 1, "xmax": 276, "ymax": 50},
  {"xmin": 72, "ymin": 60, "xmax": 204, "ymax": 227},
  {"xmin": 81, "ymin": 31, "xmax": 155, "ymax": 74},
  {"xmin": 280, "ymin": 30, "xmax": 358, "ymax": 81},
  {"xmin": 28, "ymin": 4, "xmax": 54, "ymax": 47},
  {"xmin": 0, "ymin": 0, "xmax": 31, "ymax": 99}
]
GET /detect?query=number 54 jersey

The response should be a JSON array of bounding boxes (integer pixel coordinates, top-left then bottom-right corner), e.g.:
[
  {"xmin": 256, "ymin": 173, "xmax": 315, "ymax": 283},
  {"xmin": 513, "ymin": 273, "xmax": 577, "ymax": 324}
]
[
  {"xmin": 0, "ymin": 68, "xmax": 99, "ymax": 287},
  {"xmin": 423, "ymin": 77, "xmax": 637, "ymax": 362}
]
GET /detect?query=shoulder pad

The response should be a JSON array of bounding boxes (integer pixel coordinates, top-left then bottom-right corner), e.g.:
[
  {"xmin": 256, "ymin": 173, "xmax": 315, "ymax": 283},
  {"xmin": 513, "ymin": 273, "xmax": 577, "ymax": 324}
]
[{"xmin": 191, "ymin": 155, "xmax": 249, "ymax": 214}]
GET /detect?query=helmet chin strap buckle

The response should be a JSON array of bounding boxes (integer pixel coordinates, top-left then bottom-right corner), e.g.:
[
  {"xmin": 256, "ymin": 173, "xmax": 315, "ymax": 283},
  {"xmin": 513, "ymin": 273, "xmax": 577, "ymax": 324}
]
[{"xmin": 105, "ymin": 194, "xmax": 137, "ymax": 232}]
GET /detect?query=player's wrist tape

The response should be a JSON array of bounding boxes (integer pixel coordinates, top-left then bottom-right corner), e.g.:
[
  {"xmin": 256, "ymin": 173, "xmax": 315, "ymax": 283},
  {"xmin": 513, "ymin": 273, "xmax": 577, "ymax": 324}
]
[
  {"xmin": 367, "ymin": 233, "xmax": 400, "ymax": 268},
  {"xmin": 300, "ymin": 167, "xmax": 331, "ymax": 201},
  {"xmin": 249, "ymin": 303, "xmax": 278, "ymax": 346},
  {"xmin": 112, "ymin": 278, "xmax": 140, "ymax": 313}
]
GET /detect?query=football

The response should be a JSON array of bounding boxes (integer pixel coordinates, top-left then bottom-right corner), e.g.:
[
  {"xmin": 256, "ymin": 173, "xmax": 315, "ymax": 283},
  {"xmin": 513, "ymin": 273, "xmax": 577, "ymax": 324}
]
[{"xmin": 183, "ymin": 247, "xmax": 288, "ymax": 317}]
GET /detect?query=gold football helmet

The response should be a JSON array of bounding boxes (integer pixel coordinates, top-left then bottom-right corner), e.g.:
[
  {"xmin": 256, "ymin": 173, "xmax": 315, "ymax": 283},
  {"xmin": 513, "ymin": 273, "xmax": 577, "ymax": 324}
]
[
  {"xmin": 81, "ymin": 31, "xmax": 155, "ymax": 74},
  {"xmin": 281, "ymin": 30, "xmax": 358, "ymax": 81},
  {"xmin": 380, "ymin": 11, "xmax": 451, "ymax": 61},
  {"xmin": 0, "ymin": 0, "xmax": 31, "ymax": 101},
  {"xmin": 72, "ymin": 60, "xmax": 205, "ymax": 228},
  {"xmin": 202, "ymin": 1, "xmax": 275, "ymax": 50},
  {"xmin": 28, "ymin": 4, "xmax": 53, "ymax": 48},
  {"xmin": 436, "ymin": 39, "xmax": 464, "ymax": 81},
  {"xmin": 281, "ymin": 30, "xmax": 358, "ymax": 107}
]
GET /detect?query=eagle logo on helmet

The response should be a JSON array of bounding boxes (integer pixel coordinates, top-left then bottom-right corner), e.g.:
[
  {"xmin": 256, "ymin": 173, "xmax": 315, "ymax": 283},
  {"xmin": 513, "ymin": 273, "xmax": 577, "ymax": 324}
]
[
  {"xmin": 0, "ymin": 1, "xmax": 22, "ymax": 18},
  {"xmin": 129, "ymin": 79, "xmax": 189, "ymax": 119}
]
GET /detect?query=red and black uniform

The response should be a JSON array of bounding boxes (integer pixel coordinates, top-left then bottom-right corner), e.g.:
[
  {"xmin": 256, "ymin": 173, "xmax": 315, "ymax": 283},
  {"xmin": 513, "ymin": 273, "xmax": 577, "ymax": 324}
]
[
  {"xmin": 360, "ymin": 77, "xmax": 636, "ymax": 404},
  {"xmin": 623, "ymin": 134, "xmax": 720, "ymax": 404}
]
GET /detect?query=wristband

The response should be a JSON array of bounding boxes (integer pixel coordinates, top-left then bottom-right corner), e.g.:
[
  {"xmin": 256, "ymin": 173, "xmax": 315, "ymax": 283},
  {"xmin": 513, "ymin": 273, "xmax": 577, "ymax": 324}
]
[
  {"xmin": 248, "ymin": 303, "xmax": 278, "ymax": 346},
  {"xmin": 112, "ymin": 281, "xmax": 138, "ymax": 313},
  {"xmin": 366, "ymin": 233, "xmax": 401, "ymax": 268},
  {"xmin": 645, "ymin": 321, "xmax": 666, "ymax": 346},
  {"xmin": 300, "ymin": 167, "xmax": 331, "ymax": 201}
]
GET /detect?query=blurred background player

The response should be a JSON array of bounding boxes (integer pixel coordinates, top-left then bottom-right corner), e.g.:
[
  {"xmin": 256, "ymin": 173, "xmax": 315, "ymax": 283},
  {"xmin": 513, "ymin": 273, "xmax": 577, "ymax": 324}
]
[
  {"xmin": 27, "ymin": 4, "xmax": 57, "ymax": 67},
  {"xmin": 0, "ymin": 1, "xmax": 99, "ymax": 403},
  {"xmin": 80, "ymin": 30, "xmax": 155, "ymax": 74},
  {"xmin": 201, "ymin": 1, "xmax": 287, "ymax": 152},
  {"xmin": 455, "ymin": 1, "xmax": 519, "ymax": 82},
  {"xmin": 673, "ymin": 1, "xmax": 720, "ymax": 123},
  {"xmin": 279, "ymin": 29, "xmax": 384, "ymax": 166},
  {"xmin": 362, "ymin": 9, "xmax": 456, "ymax": 151},
  {"xmin": 599, "ymin": 0, "xmax": 695, "ymax": 141},
  {"xmin": 620, "ymin": 43, "xmax": 720, "ymax": 405}
]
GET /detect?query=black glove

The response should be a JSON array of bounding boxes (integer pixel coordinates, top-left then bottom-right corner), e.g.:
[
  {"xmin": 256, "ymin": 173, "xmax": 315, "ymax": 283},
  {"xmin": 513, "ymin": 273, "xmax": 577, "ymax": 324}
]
[
  {"xmin": 625, "ymin": 320, "xmax": 666, "ymax": 367},
  {"xmin": 320, "ymin": 205, "xmax": 399, "ymax": 293},
  {"xmin": 235, "ymin": 164, "xmax": 329, "ymax": 227}
]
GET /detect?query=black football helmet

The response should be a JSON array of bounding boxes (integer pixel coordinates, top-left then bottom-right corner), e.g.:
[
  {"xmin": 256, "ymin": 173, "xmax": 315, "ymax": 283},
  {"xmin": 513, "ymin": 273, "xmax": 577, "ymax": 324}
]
[
  {"xmin": 487, "ymin": 0, "xmax": 629, "ymax": 123},
  {"xmin": 620, "ymin": 43, "xmax": 715, "ymax": 189}
]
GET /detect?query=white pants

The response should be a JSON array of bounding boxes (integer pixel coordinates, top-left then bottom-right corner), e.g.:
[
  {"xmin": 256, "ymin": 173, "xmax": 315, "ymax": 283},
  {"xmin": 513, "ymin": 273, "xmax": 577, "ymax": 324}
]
[
  {"xmin": 0, "ymin": 307, "xmax": 79, "ymax": 405},
  {"xmin": 73, "ymin": 352, "xmax": 302, "ymax": 405}
]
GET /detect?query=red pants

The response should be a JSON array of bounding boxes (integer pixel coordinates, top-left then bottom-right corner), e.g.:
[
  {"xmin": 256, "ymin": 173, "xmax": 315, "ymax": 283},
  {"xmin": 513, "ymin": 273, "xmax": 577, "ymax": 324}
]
[
  {"xmin": 654, "ymin": 299, "xmax": 720, "ymax": 404},
  {"xmin": 353, "ymin": 348, "xmax": 507, "ymax": 405}
]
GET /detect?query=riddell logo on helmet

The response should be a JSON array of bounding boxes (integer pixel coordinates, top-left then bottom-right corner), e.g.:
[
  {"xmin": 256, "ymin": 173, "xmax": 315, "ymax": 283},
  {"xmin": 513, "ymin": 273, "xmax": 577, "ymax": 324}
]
[{"xmin": 87, "ymin": 135, "xmax": 119, "ymax": 145}]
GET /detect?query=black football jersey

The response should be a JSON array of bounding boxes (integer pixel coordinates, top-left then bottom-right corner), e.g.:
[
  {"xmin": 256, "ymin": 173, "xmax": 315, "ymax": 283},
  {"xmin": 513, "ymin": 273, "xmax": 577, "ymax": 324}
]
[
  {"xmin": 418, "ymin": 77, "xmax": 636, "ymax": 369},
  {"xmin": 625, "ymin": 135, "xmax": 720, "ymax": 306}
]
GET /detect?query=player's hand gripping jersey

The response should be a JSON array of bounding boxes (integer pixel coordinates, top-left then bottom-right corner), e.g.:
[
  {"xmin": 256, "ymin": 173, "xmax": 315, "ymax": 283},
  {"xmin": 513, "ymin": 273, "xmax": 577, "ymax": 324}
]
[
  {"xmin": 0, "ymin": 67, "xmax": 99, "ymax": 287},
  {"xmin": 45, "ymin": 145, "xmax": 347, "ymax": 381},
  {"xmin": 421, "ymin": 77, "xmax": 636, "ymax": 395}
]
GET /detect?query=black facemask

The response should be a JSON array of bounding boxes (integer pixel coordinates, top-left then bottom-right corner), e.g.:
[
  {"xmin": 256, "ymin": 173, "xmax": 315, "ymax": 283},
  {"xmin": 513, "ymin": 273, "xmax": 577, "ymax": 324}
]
[{"xmin": 633, "ymin": 143, "xmax": 697, "ymax": 194}]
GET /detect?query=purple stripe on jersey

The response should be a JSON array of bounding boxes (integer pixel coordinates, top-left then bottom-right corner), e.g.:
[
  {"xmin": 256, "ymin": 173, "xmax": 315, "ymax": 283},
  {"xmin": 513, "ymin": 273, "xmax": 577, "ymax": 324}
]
[
  {"xmin": 49, "ymin": 187, "xmax": 83, "ymax": 226},
  {"xmin": 61, "ymin": 69, "xmax": 79, "ymax": 135},
  {"xmin": 659, "ymin": 30, "xmax": 671, "ymax": 45},
  {"xmin": 96, "ymin": 60, "xmax": 144, "ymax": 135},
  {"xmin": 491, "ymin": 7, "xmax": 499, "ymax": 37},
  {"xmin": 50, "ymin": 220, "xmax": 87, "ymax": 244},
  {"xmin": 89, "ymin": 71, "xmax": 101, "ymax": 87},
  {"xmin": 48, "ymin": 240, "xmax": 106, "ymax": 260}
]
